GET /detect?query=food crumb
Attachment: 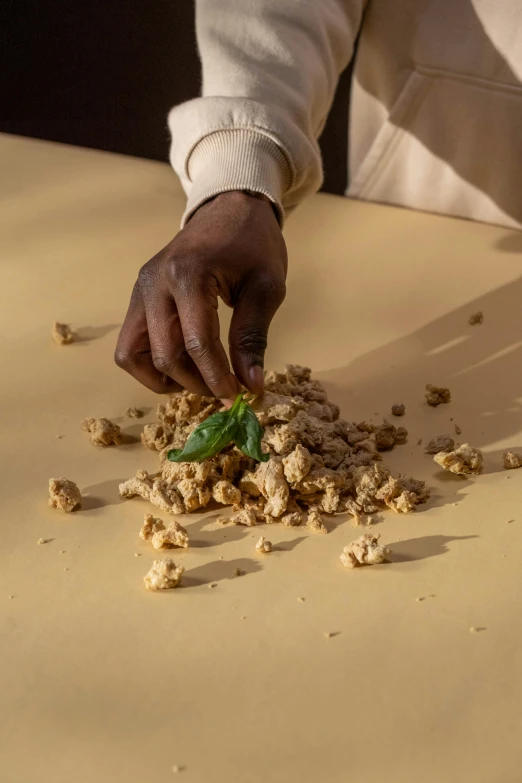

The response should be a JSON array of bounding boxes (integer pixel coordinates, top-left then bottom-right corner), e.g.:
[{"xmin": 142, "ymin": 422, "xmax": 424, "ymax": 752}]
[
  {"xmin": 433, "ymin": 443, "xmax": 483, "ymax": 475},
  {"xmin": 417, "ymin": 438, "xmax": 423, "ymax": 446},
  {"xmin": 255, "ymin": 536, "xmax": 272, "ymax": 554},
  {"xmin": 340, "ymin": 533, "xmax": 390, "ymax": 568},
  {"xmin": 469, "ymin": 626, "xmax": 478, "ymax": 633},
  {"xmin": 391, "ymin": 402, "xmax": 405, "ymax": 417},
  {"xmin": 416, "ymin": 597, "xmax": 425, "ymax": 602},
  {"xmin": 216, "ymin": 516, "xmax": 230, "ymax": 526},
  {"xmin": 36, "ymin": 538, "xmax": 48, "ymax": 545},
  {"xmin": 134, "ymin": 553, "xmax": 142, "ymax": 557},
  {"xmin": 48, "ymin": 477, "xmax": 82, "ymax": 512},
  {"xmin": 172, "ymin": 765, "xmax": 185, "ymax": 774},
  {"xmin": 324, "ymin": 632, "xmax": 334, "ymax": 639},
  {"xmin": 55, "ymin": 435, "xmax": 64, "ymax": 439},
  {"xmin": 454, "ymin": 424, "xmax": 462, "ymax": 436},
  {"xmin": 503, "ymin": 451, "xmax": 522, "ymax": 470},
  {"xmin": 297, "ymin": 597, "xmax": 306, "ymax": 603},
  {"xmin": 125, "ymin": 406, "xmax": 143, "ymax": 418},
  {"xmin": 60, "ymin": 550, "xmax": 66, "ymax": 554},
  {"xmin": 241, "ymin": 616, "xmax": 247, "ymax": 620},
  {"xmin": 52, "ymin": 321, "xmax": 74, "ymax": 345},
  {"xmin": 209, "ymin": 583, "xmax": 218, "ymax": 589},
  {"xmin": 81, "ymin": 417, "xmax": 122, "ymax": 447},
  {"xmin": 234, "ymin": 568, "xmax": 244, "ymax": 577},
  {"xmin": 144, "ymin": 558, "xmax": 185, "ymax": 591},
  {"xmin": 468, "ymin": 311, "xmax": 484, "ymax": 325},
  {"xmin": 63, "ymin": 568, "xmax": 69, "ymax": 571},
  {"xmin": 425, "ymin": 384, "xmax": 451, "ymax": 407}
]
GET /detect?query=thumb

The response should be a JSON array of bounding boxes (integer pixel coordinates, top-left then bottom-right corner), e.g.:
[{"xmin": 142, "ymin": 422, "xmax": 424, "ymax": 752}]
[{"xmin": 228, "ymin": 277, "xmax": 286, "ymax": 394}]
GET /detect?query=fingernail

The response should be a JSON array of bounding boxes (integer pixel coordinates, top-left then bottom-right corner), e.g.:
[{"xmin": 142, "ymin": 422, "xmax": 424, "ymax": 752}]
[{"xmin": 249, "ymin": 365, "xmax": 264, "ymax": 394}]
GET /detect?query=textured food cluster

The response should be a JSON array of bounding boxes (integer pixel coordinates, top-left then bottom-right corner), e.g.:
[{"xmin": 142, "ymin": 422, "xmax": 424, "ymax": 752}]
[
  {"xmin": 81, "ymin": 417, "xmax": 122, "ymax": 447},
  {"xmin": 433, "ymin": 443, "xmax": 483, "ymax": 476},
  {"xmin": 119, "ymin": 365, "xmax": 430, "ymax": 532},
  {"xmin": 52, "ymin": 321, "xmax": 74, "ymax": 345},
  {"xmin": 340, "ymin": 533, "xmax": 390, "ymax": 568},
  {"xmin": 48, "ymin": 478, "xmax": 82, "ymax": 512}
]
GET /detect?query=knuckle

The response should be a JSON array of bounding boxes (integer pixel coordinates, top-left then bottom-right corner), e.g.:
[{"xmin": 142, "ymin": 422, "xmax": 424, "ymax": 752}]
[
  {"xmin": 234, "ymin": 328, "xmax": 268, "ymax": 356},
  {"xmin": 184, "ymin": 337, "xmax": 212, "ymax": 360},
  {"xmin": 114, "ymin": 348, "xmax": 132, "ymax": 370},
  {"xmin": 152, "ymin": 353, "xmax": 178, "ymax": 375},
  {"xmin": 137, "ymin": 259, "xmax": 158, "ymax": 291}
]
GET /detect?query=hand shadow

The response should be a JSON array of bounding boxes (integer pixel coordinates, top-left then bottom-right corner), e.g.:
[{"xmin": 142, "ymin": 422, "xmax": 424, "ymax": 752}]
[{"xmin": 74, "ymin": 324, "xmax": 120, "ymax": 344}]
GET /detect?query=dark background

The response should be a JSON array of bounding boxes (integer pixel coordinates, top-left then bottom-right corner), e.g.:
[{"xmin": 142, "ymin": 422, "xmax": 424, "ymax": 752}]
[{"xmin": 2, "ymin": 0, "xmax": 351, "ymax": 194}]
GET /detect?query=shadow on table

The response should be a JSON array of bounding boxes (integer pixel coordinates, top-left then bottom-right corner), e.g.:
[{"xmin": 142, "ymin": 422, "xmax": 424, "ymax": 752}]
[
  {"xmin": 74, "ymin": 323, "xmax": 120, "ymax": 344},
  {"xmin": 387, "ymin": 534, "xmax": 478, "ymax": 564},
  {"xmin": 182, "ymin": 557, "xmax": 262, "ymax": 588}
]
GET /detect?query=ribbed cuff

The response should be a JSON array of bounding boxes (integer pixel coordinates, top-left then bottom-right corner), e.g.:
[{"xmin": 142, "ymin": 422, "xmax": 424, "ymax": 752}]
[{"xmin": 182, "ymin": 129, "xmax": 292, "ymax": 227}]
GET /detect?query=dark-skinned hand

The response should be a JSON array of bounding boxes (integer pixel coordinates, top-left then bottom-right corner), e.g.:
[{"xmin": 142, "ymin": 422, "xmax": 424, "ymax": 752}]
[{"xmin": 115, "ymin": 191, "xmax": 287, "ymax": 399}]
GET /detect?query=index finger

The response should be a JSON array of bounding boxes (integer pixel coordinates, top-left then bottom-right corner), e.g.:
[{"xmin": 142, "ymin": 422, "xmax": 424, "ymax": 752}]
[{"xmin": 174, "ymin": 276, "xmax": 241, "ymax": 400}]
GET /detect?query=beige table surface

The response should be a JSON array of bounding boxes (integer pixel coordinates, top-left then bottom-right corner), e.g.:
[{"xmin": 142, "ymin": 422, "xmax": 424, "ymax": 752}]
[{"xmin": 2, "ymin": 133, "xmax": 522, "ymax": 783}]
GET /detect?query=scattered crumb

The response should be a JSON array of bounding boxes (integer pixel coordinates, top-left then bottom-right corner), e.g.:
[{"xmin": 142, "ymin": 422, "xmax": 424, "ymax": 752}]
[
  {"xmin": 52, "ymin": 321, "xmax": 74, "ymax": 345},
  {"xmin": 81, "ymin": 417, "xmax": 122, "ymax": 446},
  {"xmin": 216, "ymin": 516, "xmax": 230, "ymax": 526},
  {"xmin": 241, "ymin": 616, "xmax": 247, "ymax": 620},
  {"xmin": 297, "ymin": 597, "xmax": 306, "ymax": 603},
  {"xmin": 60, "ymin": 550, "xmax": 66, "ymax": 554},
  {"xmin": 425, "ymin": 384, "xmax": 451, "ymax": 407},
  {"xmin": 144, "ymin": 558, "xmax": 185, "ymax": 591},
  {"xmin": 374, "ymin": 419, "xmax": 408, "ymax": 450},
  {"xmin": 324, "ymin": 632, "xmax": 334, "ymax": 639},
  {"xmin": 468, "ymin": 311, "xmax": 484, "ymax": 326},
  {"xmin": 55, "ymin": 435, "xmax": 64, "ymax": 439},
  {"xmin": 417, "ymin": 438, "xmax": 423, "ymax": 446},
  {"xmin": 234, "ymin": 568, "xmax": 243, "ymax": 577},
  {"xmin": 48, "ymin": 477, "xmax": 81, "ymax": 512},
  {"xmin": 125, "ymin": 406, "xmax": 143, "ymax": 418},
  {"xmin": 416, "ymin": 597, "xmax": 425, "ymax": 602},
  {"xmin": 391, "ymin": 402, "xmax": 405, "ymax": 417},
  {"xmin": 425, "ymin": 434, "xmax": 454, "ymax": 454},
  {"xmin": 454, "ymin": 424, "xmax": 462, "ymax": 436},
  {"xmin": 255, "ymin": 536, "xmax": 272, "ymax": 554},
  {"xmin": 340, "ymin": 532, "xmax": 390, "ymax": 568},
  {"xmin": 433, "ymin": 443, "xmax": 483, "ymax": 475},
  {"xmin": 9, "ymin": 595, "xmax": 14, "ymax": 599},
  {"xmin": 36, "ymin": 538, "xmax": 49, "ymax": 545},
  {"xmin": 503, "ymin": 451, "xmax": 522, "ymax": 470},
  {"xmin": 306, "ymin": 507, "xmax": 327, "ymax": 534},
  {"xmin": 63, "ymin": 568, "xmax": 69, "ymax": 571},
  {"xmin": 134, "ymin": 553, "xmax": 142, "ymax": 557},
  {"xmin": 140, "ymin": 514, "xmax": 189, "ymax": 549},
  {"xmin": 209, "ymin": 583, "xmax": 218, "ymax": 589},
  {"xmin": 172, "ymin": 765, "xmax": 185, "ymax": 774}
]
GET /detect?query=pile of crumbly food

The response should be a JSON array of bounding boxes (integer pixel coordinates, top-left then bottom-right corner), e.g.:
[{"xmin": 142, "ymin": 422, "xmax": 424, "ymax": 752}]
[{"xmin": 119, "ymin": 365, "xmax": 430, "ymax": 536}]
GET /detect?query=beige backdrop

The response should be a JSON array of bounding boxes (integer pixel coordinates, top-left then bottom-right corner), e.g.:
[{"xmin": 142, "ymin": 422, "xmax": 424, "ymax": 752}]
[{"xmin": 1, "ymin": 134, "xmax": 522, "ymax": 783}]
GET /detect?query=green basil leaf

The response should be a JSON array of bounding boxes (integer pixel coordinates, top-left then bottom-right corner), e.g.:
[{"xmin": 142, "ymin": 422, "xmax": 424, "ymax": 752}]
[
  {"xmin": 233, "ymin": 399, "xmax": 270, "ymax": 462},
  {"xmin": 167, "ymin": 409, "xmax": 238, "ymax": 463}
]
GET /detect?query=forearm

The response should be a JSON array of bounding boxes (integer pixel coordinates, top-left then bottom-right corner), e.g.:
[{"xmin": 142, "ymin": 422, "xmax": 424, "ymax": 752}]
[{"xmin": 169, "ymin": 0, "xmax": 366, "ymax": 225}]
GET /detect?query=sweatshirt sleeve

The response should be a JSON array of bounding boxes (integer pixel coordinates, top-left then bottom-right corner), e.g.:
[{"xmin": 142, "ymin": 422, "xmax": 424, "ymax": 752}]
[{"xmin": 168, "ymin": 0, "xmax": 366, "ymax": 226}]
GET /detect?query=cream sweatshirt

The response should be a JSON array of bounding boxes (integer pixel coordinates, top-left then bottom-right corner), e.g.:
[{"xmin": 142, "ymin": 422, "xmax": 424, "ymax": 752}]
[{"xmin": 169, "ymin": 0, "xmax": 522, "ymax": 230}]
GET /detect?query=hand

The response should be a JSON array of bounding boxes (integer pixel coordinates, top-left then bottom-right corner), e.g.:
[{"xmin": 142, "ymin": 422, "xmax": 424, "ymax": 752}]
[{"xmin": 115, "ymin": 191, "xmax": 287, "ymax": 399}]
